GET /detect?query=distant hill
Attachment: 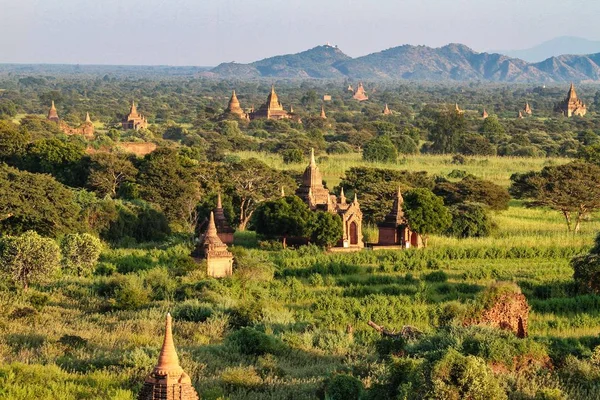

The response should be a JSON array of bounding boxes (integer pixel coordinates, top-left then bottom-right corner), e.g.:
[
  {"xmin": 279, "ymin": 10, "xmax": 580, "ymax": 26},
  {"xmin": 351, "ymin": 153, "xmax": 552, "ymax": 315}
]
[
  {"xmin": 211, "ymin": 43, "xmax": 600, "ymax": 82},
  {"xmin": 211, "ymin": 45, "xmax": 351, "ymax": 79},
  {"xmin": 495, "ymin": 36, "xmax": 600, "ymax": 63}
]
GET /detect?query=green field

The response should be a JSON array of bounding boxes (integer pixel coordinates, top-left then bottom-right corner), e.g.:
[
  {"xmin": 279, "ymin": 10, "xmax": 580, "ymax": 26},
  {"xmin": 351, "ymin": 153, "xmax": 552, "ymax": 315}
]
[{"xmin": 1, "ymin": 153, "xmax": 600, "ymax": 399}]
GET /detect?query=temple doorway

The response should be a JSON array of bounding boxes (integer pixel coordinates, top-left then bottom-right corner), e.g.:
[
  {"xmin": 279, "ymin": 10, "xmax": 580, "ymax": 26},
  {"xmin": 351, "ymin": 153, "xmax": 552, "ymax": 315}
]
[
  {"xmin": 349, "ymin": 221, "xmax": 358, "ymax": 245},
  {"xmin": 410, "ymin": 232, "xmax": 419, "ymax": 247}
]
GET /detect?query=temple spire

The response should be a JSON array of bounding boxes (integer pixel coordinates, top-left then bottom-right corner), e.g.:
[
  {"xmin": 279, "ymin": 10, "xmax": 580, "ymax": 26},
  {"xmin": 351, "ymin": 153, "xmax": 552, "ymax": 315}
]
[
  {"xmin": 320, "ymin": 104, "xmax": 326, "ymax": 119},
  {"xmin": 568, "ymin": 82, "xmax": 577, "ymax": 100},
  {"xmin": 206, "ymin": 211, "xmax": 219, "ymax": 240},
  {"xmin": 217, "ymin": 193, "xmax": 222, "ymax": 209},
  {"xmin": 310, "ymin": 148, "xmax": 316, "ymax": 167},
  {"xmin": 339, "ymin": 187, "xmax": 346, "ymax": 204},
  {"xmin": 47, "ymin": 101, "xmax": 59, "ymax": 122},
  {"xmin": 85, "ymin": 112, "xmax": 91, "ymax": 123},
  {"xmin": 353, "ymin": 192, "xmax": 358, "ymax": 204},
  {"xmin": 51, "ymin": 100, "xmax": 56, "ymax": 110},
  {"xmin": 281, "ymin": 186, "xmax": 285, "ymax": 197},
  {"xmin": 153, "ymin": 313, "xmax": 183, "ymax": 376}
]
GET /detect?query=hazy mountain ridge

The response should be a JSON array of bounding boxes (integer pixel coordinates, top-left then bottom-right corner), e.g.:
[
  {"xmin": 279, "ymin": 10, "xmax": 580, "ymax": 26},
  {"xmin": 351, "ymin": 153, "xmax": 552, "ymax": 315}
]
[
  {"xmin": 211, "ymin": 43, "xmax": 600, "ymax": 82},
  {"xmin": 496, "ymin": 36, "xmax": 600, "ymax": 62}
]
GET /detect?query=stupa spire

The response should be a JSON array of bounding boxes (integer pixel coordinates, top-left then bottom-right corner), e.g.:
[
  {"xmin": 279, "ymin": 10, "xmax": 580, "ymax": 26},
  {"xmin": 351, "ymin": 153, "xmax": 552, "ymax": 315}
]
[
  {"xmin": 281, "ymin": 186, "xmax": 285, "ymax": 197},
  {"xmin": 153, "ymin": 313, "xmax": 183, "ymax": 376},
  {"xmin": 217, "ymin": 193, "xmax": 222, "ymax": 209},
  {"xmin": 339, "ymin": 187, "xmax": 346, "ymax": 204},
  {"xmin": 47, "ymin": 101, "xmax": 59, "ymax": 122},
  {"xmin": 353, "ymin": 192, "xmax": 358, "ymax": 204},
  {"xmin": 205, "ymin": 211, "xmax": 221, "ymax": 242},
  {"xmin": 85, "ymin": 112, "xmax": 91, "ymax": 123},
  {"xmin": 310, "ymin": 148, "xmax": 316, "ymax": 167},
  {"xmin": 320, "ymin": 104, "xmax": 326, "ymax": 119}
]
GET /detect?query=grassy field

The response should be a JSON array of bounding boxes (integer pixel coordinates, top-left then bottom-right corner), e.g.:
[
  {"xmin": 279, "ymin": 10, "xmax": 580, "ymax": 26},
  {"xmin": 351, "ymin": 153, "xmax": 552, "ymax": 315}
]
[{"xmin": 1, "ymin": 153, "xmax": 600, "ymax": 399}]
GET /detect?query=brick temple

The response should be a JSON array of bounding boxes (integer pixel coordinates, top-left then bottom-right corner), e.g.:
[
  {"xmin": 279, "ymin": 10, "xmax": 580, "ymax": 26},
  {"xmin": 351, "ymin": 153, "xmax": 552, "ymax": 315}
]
[
  {"xmin": 377, "ymin": 187, "xmax": 423, "ymax": 249},
  {"xmin": 555, "ymin": 83, "xmax": 587, "ymax": 117},
  {"xmin": 122, "ymin": 101, "xmax": 148, "ymax": 130},
  {"xmin": 196, "ymin": 211, "xmax": 234, "ymax": 278},
  {"xmin": 46, "ymin": 101, "xmax": 95, "ymax": 138},
  {"xmin": 249, "ymin": 85, "xmax": 296, "ymax": 120}
]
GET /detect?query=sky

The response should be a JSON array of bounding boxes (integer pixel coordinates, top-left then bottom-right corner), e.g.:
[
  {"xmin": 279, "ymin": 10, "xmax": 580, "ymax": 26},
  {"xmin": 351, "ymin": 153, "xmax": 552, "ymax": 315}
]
[{"xmin": 1, "ymin": 0, "xmax": 599, "ymax": 66}]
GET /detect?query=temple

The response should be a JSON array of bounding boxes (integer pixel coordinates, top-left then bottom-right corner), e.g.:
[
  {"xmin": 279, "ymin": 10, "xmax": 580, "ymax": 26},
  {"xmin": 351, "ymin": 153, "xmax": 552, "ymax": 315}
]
[
  {"xmin": 320, "ymin": 104, "xmax": 327, "ymax": 119},
  {"xmin": 482, "ymin": 109, "xmax": 489, "ymax": 119},
  {"xmin": 555, "ymin": 83, "xmax": 587, "ymax": 117},
  {"xmin": 196, "ymin": 212, "xmax": 234, "ymax": 277},
  {"xmin": 377, "ymin": 188, "xmax": 423, "ymax": 249},
  {"xmin": 454, "ymin": 103, "xmax": 464, "ymax": 114},
  {"xmin": 296, "ymin": 149, "xmax": 364, "ymax": 249},
  {"xmin": 46, "ymin": 102, "xmax": 95, "ymax": 138},
  {"xmin": 137, "ymin": 314, "xmax": 199, "ymax": 400},
  {"xmin": 383, "ymin": 104, "xmax": 392, "ymax": 115},
  {"xmin": 224, "ymin": 90, "xmax": 249, "ymax": 120},
  {"xmin": 212, "ymin": 193, "xmax": 235, "ymax": 244},
  {"xmin": 122, "ymin": 101, "xmax": 148, "ymax": 130},
  {"xmin": 352, "ymin": 83, "xmax": 368, "ymax": 101},
  {"xmin": 249, "ymin": 85, "xmax": 294, "ymax": 120},
  {"xmin": 523, "ymin": 102, "xmax": 532, "ymax": 115},
  {"xmin": 517, "ymin": 111, "xmax": 524, "ymax": 119}
]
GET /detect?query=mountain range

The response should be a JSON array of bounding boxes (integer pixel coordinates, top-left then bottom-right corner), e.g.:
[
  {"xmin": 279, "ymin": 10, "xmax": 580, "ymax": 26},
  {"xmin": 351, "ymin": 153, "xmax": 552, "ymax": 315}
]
[
  {"xmin": 209, "ymin": 43, "xmax": 600, "ymax": 82},
  {"xmin": 494, "ymin": 36, "xmax": 600, "ymax": 63}
]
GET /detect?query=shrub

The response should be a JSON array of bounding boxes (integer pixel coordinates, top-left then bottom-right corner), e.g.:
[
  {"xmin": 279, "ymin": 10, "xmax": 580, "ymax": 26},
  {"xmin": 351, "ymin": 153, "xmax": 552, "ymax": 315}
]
[
  {"xmin": 321, "ymin": 374, "xmax": 364, "ymax": 400},
  {"xmin": 221, "ymin": 366, "xmax": 263, "ymax": 390},
  {"xmin": 28, "ymin": 291, "xmax": 49, "ymax": 311},
  {"xmin": 282, "ymin": 148, "xmax": 304, "ymax": 164},
  {"xmin": 61, "ymin": 233, "xmax": 103, "ymax": 276},
  {"xmin": 363, "ymin": 135, "xmax": 398, "ymax": 163},
  {"xmin": 424, "ymin": 271, "xmax": 448, "ymax": 283},
  {"xmin": 572, "ymin": 237, "xmax": 600, "ymax": 294},
  {"xmin": 94, "ymin": 262, "xmax": 117, "ymax": 276},
  {"xmin": 143, "ymin": 268, "xmax": 176, "ymax": 300},
  {"xmin": 0, "ymin": 231, "xmax": 61, "ymax": 290},
  {"xmin": 446, "ymin": 202, "xmax": 494, "ymax": 238},
  {"xmin": 172, "ymin": 300, "xmax": 214, "ymax": 323},
  {"xmin": 97, "ymin": 274, "xmax": 150, "ymax": 311},
  {"xmin": 225, "ymin": 327, "xmax": 283, "ymax": 356}
]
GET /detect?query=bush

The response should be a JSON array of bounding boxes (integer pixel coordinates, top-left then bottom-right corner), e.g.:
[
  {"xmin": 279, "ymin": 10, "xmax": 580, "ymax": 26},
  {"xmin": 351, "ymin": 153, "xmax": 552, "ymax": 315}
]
[
  {"xmin": 572, "ymin": 236, "xmax": 600, "ymax": 294},
  {"xmin": 96, "ymin": 274, "xmax": 150, "ymax": 311},
  {"xmin": 225, "ymin": 327, "xmax": 283, "ymax": 356},
  {"xmin": 424, "ymin": 270, "xmax": 448, "ymax": 283},
  {"xmin": 363, "ymin": 135, "xmax": 398, "ymax": 163},
  {"xmin": 282, "ymin": 148, "xmax": 304, "ymax": 164},
  {"xmin": 321, "ymin": 374, "xmax": 364, "ymax": 400},
  {"xmin": 61, "ymin": 233, "xmax": 103, "ymax": 276},
  {"xmin": 172, "ymin": 300, "xmax": 214, "ymax": 323},
  {"xmin": 446, "ymin": 202, "xmax": 494, "ymax": 238},
  {"xmin": 221, "ymin": 366, "xmax": 263, "ymax": 390}
]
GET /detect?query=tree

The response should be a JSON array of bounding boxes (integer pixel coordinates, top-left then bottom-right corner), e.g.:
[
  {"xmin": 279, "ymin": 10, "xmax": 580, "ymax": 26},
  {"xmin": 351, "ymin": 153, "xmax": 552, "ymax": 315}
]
[
  {"xmin": 480, "ymin": 115, "xmax": 505, "ymax": 144},
  {"xmin": 282, "ymin": 148, "xmax": 304, "ymax": 164},
  {"xmin": 571, "ymin": 232, "xmax": 600, "ymax": 294},
  {"xmin": 87, "ymin": 153, "xmax": 138, "ymax": 198},
  {"xmin": 391, "ymin": 135, "xmax": 419, "ymax": 155},
  {"xmin": 446, "ymin": 202, "xmax": 494, "ymax": 238},
  {"xmin": 434, "ymin": 176, "xmax": 510, "ymax": 211},
  {"xmin": 0, "ymin": 120, "xmax": 29, "ymax": 162},
  {"xmin": 0, "ymin": 231, "xmax": 61, "ymax": 290},
  {"xmin": 363, "ymin": 135, "xmax": 398, "ymax": 163},
  {"xmin": 402, "ymin": 188, "xmax": 452, "ymax": 246},
  {"xmin": 577, "ymin": 143, "xmax": 600, "ymax": 166},
  {"xmin": 22, "ymin": 138, "xmax": 89, "ymax": 187},
  {"xmin": 458, "ymin": 134, "xmax": 496, "ymax": 156},
  {"xmin": 427, "ymin": 109, "xmax": 466, "ymax": 154},
  {"xmin": 309, "ymin": 211, "xmax": 343, "ymax": 248},
  {"xmin": 510, "ymin": 162, "xmax": 600, "ymax": 232},
  {"xmin": 227, "ymin": 158, "xmax": 296, "ymax": 231},
  {"xmin": 253, "ymin": 196, "xmax": 313, "ymax": 247},
  {"xmin": 60, "ymin": 233, "xmax": 103, "ymax": 276}
]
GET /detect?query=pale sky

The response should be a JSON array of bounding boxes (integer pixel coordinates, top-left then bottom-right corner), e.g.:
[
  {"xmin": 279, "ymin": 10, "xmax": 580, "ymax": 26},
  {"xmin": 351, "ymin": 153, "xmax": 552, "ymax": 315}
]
[{"xmin": 1, "ymin": 0, "xmax": 599, "ymax": 66}]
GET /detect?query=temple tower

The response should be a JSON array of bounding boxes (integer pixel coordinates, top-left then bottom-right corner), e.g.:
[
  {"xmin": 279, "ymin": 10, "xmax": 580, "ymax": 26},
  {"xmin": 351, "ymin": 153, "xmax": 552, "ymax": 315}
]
[
  {"xmin": 377, "ymin": 188, "xmax": 423, "ymax": 248},
  {"xmin": 555, "ymin": 83, "xmax": 587, "ymax": 117},
  {"xmin": 47, "ymin": 101, "xmax": 60, "ymax": 122},
  {"xmin": 137, "ymin": 314, "xmax": 199, "ymax": 400},
  {"xmin": 353, "ymin": 83, "xmax": 368, "ymax": 101},
  {"xmin": 225, "ymin": 90, "xmax": 249, "ymax": 120},
  {"xmin": 198, "ymin": 212, "xmax": 233, "ymax": 278},
  {"xmin": 482, "ymin": 109, "xmax": 489, "ymax": 119},
  {"xmin": 212, "ymin": 193, "xmax": 235, "ymax": 244},
  {"xmin": 320, "ymin": 104, "xmax": 327, "ymax": 119},
  {"xmin": 122, "ymin": 101, "xmax": 148, "ymax": 130},
  {"xmin": 249, "ymin": 85, "xmax": 294, "ymax": 120},
  {"xmin": 523, "ymin": 102, "xmax": 532, "ymax": 115},
  {"xmin": 383, "ymin": 104, "xmax": 392, "ymax": 115}
]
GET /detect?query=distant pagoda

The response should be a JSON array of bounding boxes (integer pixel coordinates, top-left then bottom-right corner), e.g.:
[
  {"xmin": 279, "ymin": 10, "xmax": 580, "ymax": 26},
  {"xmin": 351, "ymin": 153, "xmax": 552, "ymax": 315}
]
[
  {"xmin": 46, "ymin": 102, "xmax": 94, "ymax": 138},
  {"xmin": 555, "ymin": 83, "xmax": 587, "ymax": 117},
  {"xmin": 137, "ymin": 314, "xmax": 199, "ymax": 400},
  {"xmin": 212, "ymin": 193, "xmax": 235, "ymax": 244},
  {"xmin": 523, "ymin": 102, "xmax": 532, "ymax": 116},
  {"xmin": 320, "ymin": 104, "xmax": 327, "ymax": 119},
  {"xmin": 352, "ymin": 83, "xmax": 368, "ymax": 101},
  {"xmin": 47, "ymin": 101, "xmax": 60, "ymax": 122},
  {"xmin": 249, "ymin": 85, "xmax": 294, "ymax": 120},
  {"xmin": 122, "ymin": 101, "xmax": 148, "ymax": 130},
  {"xmin": 482, "ymin": 109, "xmax": 489, "ymax": 119},
  {"xmin": 196, "ymin": 211, "xmax": 233, "ymax": 277},
  {"xmin": 224, "ymin": 90, "xmax": 249, "ymax": 120},
  {"xmin": 383, "ymin": 104, "xmax": 392, "ymax": 115},
  {"xmin": 377, "ymin": 187, "xmax": 423, "ymax": 248}
]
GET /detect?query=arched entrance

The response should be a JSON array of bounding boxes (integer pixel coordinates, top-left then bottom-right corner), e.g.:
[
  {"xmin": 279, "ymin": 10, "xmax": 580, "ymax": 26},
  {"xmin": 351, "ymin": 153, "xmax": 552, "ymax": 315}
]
[
  {"xmin": 349, "ymin": 221, "xmax": 358, "ymax": 245},
  {"xmin": 410, "ymin": 232, "xmax": 419, "ymax": 247}
]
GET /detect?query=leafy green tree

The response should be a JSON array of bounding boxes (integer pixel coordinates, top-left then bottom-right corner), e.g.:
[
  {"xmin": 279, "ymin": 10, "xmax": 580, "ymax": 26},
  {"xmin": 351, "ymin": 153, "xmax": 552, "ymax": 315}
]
[
  {"xmin": 446, "ymin": 202, "xmax": 494, "ymax": 238},
  {"xmin": 434, "ymin": 176, "xmax": 510, "ymax": 211},
  {"xmin": 0, "ymin": 120, "xmax": 29, "ymax": 162},
  {"xmin": 392, "ymin": 135, "xmax": 419, "ymax": 155},
  {"xmin": 321, "ymin": 374, "xmax": 364, "ymax": 400},
  {"xmin": 427, "ymin": 109, "xmax": 466, "ymax": 154},
  {"xmin": 510, "ymin": 162, "xmax": 600, "ymax": 232},
  {"xmin": 253, "ymin": 195, "xmax": 313, "ymax": 247},
  {"xmin": 480, "ymin": 115, "xmax": 505, "ymax": 144},
  {"xmin": 227, "ymin": 158, "xmax": 296, "ymax": 230},
  {"xmin": 571, "ymin": 232, "xmax": 600, "ymax": 294},
  {"xmin": 0, "ymin": 231, "xmax": 61, "ymax": 290},
  {"xmin": 363, "ymin": 135, "xmax": 398, "ymax": 163},
  {"xmin": 282, "ymin": 148, "xmax": 304, "ymax": 164},
  {"xmin": 60, "ymin": 233, "xmax": 103, "ymax": 276},
  {"xmin": 458, "ymin": 134, "xmax": 496, "ymax": 156},
  {"xmin": 309, "ymin": 211, "xmax": 342, "ymax": 248},
  {"xmin": 402, "ymin": 188, "xmax": 452, "ymax": 246},
  {"xmin": 0, "ymin": 164, "xmax": 82, "ymax": 236},
  {"xmin": 87, "ymin": 153, "xmax": 138, "ymax": 198},
  {"xmin": 22, "ymin": 138, "xmax": 89, "ymax": 187},
  {"xmin": 577, "ymin": 143, "xmax": 600, "ymax": 166},
  {"xmin": 0, "ymin": 100, "xmax": 17, "ymax": 119}
]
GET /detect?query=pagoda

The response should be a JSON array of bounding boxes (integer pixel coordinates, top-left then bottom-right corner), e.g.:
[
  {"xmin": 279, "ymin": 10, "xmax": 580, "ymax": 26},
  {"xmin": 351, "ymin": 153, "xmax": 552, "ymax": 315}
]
[
  {"xmin": 80, "ymin": 112, "xmax": 95, "ymax": 137},
  {"xmin": 197, "ymin": 212, "xmax": 233, "ymax": 277},
  {"xmin": 555, "ymin": 83, "xmax": 587, "ymax": 117},
  {"xmin": 517, "ymin": 111, "xmax": 524, "ymax": 119},
  {"xmin": 224, "ymin": 90, "xmax": 249, "ymax": 120},
  {"xmin": 523, "ymin": 102, "xmax": 532, "ymax": 115},
  {"xmin": 482, "ymin": 109, "xmax": 489, "ymax": 119},
  {"xmin": 47, "ymin": 101, "xmax": 60, "ymax": 122},
  {"xmin": 137, "ymin": 314, "xmax": 199, "ymax": 400},
  {"xmin": 320, "ymin": 104, "xmax": 327, "ymax": 119},
  {"xmin": 296, "ymin": 149, "xmax": 363, "ymax": 249},
  {"xmin": 249, "ymin": 85, "xmax": 293, "ymax": 120},
  {"xmin": 454, "ymin": 103, "xmax": 464, "ymax": 114},
  {"xmin": 122, "ymin": 101, "xmax": 148, "ymax": 130},
  {"xmin": 352, "ymin": 83, "xmax": 368, "ymax": 101},
  {"xmin": 383, "ymin": 104, "xmax": 392, "ymax": 115},
  {"xmin": 377, "ymin": 187, "xmax": 423, "ymax": 248},
  {"xmin": 213, "ymin": 193, "xmax": 235, "ymax": 244}
]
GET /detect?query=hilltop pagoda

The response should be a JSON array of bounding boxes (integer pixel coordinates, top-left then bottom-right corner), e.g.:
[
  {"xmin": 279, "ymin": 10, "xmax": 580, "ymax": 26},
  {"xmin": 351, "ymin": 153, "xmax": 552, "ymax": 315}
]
[
  {"xmin": 320, "ymin": 104, "xmax": 327, "ymax": 119},
  {"xmin": 523, "ymin": 102, "xmax": 532, "ymax": 116},
  {"xmin": 137, "ymin": 314, "xmax": 199, "ymax": 400},
  {"xmin": 383, "ymin": 104, "xmax": 392, "ymax": 115},
  {"xmin": 224, "ymin": 90, "xmax": 249, "ymax": 120},
  {"xmin": 197, "ymin": 212, "xmax": 234, "ymax": 277},
  {"xmin": 296, "ymin": 149, "xmax": 364, "ymax": 249},
  {"xmin": 555, "ymin": 83, "xmax": 587, "ymax": 117},
  {"xmin": 122, "ymin": 101, "xmax": 148, "ymax": 130},
  {"xmin": 47, "ymin": 101, "xmax": 60, "ymax": 122},
  {"xmin": 249, "ymin": 85, "xmax": 294, "ymax": 120},
  {"xmin": 352, "ymin": 83, "xmax": 368, "ymax": 101},
  {"xmin": 377, "ymin": 187, "xmax": 423, "ymax": 248},
  {"xmin": 482, "ymin": 109, "xmax": 489, "ymax": 119}
]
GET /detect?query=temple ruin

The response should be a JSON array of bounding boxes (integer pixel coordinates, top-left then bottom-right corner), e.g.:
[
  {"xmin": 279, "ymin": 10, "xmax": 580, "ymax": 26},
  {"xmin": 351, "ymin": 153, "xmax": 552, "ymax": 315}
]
[
  {"xmin": 376, "ymin": 187, "xmax": 423, "ymax": 249},
  {"xmin": 122, "ymin": 101, "xmax": 148, "ymax": 130},
  {"xmin": 555, "ymin": 83, "xmax": 587, "ymax": 117}
]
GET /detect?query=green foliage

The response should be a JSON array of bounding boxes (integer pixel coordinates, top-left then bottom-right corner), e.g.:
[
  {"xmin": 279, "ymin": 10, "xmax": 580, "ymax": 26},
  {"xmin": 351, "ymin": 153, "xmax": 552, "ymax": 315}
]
[
  {"xmin": 22, "ymin": 138, "xmax": 88, "ymax": 187},
  {"xmin": 60, "ymin": 233, "xmax": 103, "ymax": 276},
  {"xmin": 253, "ymin": 195, "xmax": 313, "ymax": 245},
  {"xmin": 427, "ymin": 109, "xmax": 466, "ymax": 154},
  {"xmin": 402, "ymin": 188, "xmax": 452, "ymax": 245},
  {"xmin": 363, "ymin": 135, "xmax": 398, "ymax": 163},
  {"xmin": 0, "ymin": 231, "xmax": 60, "ymax": 289},
  {"xmin": 391, "ymin": 135, "xmax": 419, "ymax": 155},
  {"xmin": 309, "ymin": 211, "xmax": 343, "ymax": 248},
  {"xmin": 282, "ymin": 148, "xmax": 304, "ymax": 164},
  {"xmin": 87, "ymin": 153, "xmax": 137, "ymax": 198},
  {"xmin": 572, "ymin": 234, "xmax": 600, "ymax": 294},
  {"xmin": 434, "ymin": 176, "xmax": 510, "ymax": 210},
  {"xmin": 96, "ymin": 274, "xmax": 150, "ymax": 311},
  {"xmin": 458, "ymin": 134, "xmax": 496, "ymax": 156},
  {"xmin": 477, "ymin": 281, "xmax": 522, "ymax": 310},
  {"xmin": 446, "ymin": 202, "xmax": 494, "ymax": 238},
  {"xmin": 321, "ymin": 374, "xmax": 364, "ymax": 400},
  {"xmin": 226, "ymin": 327, "xmax": 284, "ymax": 356}
]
